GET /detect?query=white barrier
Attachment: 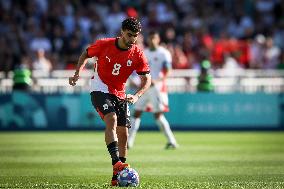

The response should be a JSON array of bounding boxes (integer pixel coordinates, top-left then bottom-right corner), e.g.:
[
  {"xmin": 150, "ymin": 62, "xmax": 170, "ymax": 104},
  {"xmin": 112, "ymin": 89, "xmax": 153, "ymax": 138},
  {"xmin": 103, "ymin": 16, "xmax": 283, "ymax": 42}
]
[{"xmin": 1, "ymin": 69, "xmax": 284, "ymax": 93}]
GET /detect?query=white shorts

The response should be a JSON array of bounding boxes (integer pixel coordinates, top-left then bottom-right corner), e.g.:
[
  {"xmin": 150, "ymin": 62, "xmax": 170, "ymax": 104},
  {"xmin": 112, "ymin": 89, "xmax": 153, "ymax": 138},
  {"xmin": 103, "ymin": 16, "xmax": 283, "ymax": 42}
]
[{"xmin": 134, "ymin": 85, "xmax": 169, "ymax": 113}]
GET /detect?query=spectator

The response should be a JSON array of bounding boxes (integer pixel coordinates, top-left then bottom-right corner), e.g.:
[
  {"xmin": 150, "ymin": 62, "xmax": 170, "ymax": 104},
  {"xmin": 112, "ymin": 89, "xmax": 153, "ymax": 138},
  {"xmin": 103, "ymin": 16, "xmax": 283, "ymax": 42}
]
[
  {"xmin": 63, "ymin": 35, "xmax": 83, "ymax": 69},
  {"xmin": 30, "ymin": 29, "xmax": 52, "ymax": 52},
  {"xmin": 168, "ymin": 44, "xmax": 189, "ymax": 69},
  {"xmin": 32, "ymin": 49, "xmax": 52, "ymax": 72},
  {"xmin": 49, "ymin": 23, "xmax": 65, "ymax": 55},
  {"xmin": 263, "ymin": 37, "xmax": 281, "ymax": 69},
  {"xmin": 0, "ymin": 36, "xmax": 13, "ymax": 75},
  {"xmin": 227, "ymin": 9, "xmax": 254, "ymax": 39},
  {"xmin": 0, "ymin": 1, "xmax": 284, "ymax": 73},
  {"xmin": 249, "ymin": 34, "xmax": 266, "ymax": 69},
  {"xmin": 223, "ymin": 52, "xmax": 244, "ymax": 76},
  {"xmin": 104, "ymin": 1, "xmax": 126, "ymax": 36}
]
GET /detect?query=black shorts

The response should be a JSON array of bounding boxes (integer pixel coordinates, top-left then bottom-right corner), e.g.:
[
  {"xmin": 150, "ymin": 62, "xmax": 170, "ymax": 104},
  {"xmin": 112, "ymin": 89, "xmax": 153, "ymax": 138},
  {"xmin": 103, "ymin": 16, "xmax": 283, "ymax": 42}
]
[{"xmin": 90, "ymin": 91, "xmax": 131, "ymax": 128}]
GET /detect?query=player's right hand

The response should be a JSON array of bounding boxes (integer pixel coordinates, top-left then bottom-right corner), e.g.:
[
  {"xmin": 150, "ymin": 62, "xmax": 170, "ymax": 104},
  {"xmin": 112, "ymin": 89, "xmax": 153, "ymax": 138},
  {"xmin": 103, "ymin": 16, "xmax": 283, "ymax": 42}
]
[{"xmin": 69, "ymin": 74, "xmax": 79, "ymax": 86}]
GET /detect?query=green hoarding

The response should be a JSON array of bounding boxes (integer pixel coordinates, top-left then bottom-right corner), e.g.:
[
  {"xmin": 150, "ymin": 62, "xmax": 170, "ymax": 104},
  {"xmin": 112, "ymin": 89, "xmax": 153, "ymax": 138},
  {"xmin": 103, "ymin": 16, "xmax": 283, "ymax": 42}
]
[
  {"xmin": 141, "ymin": 93, "xmax": 281, "ymax": 129},
  {"xmin": 0, "ymin": 92, "xmax": 282, "ymax": 130}
]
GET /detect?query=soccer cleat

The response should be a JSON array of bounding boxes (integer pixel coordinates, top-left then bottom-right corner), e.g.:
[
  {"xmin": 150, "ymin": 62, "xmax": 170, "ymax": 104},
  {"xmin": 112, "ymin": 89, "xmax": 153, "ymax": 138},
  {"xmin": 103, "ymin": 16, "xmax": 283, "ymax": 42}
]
[
  {"xmin": 165, "ymin": 143, "xmax": 179, "ymax": 149},
  {"xmin": 111, "ymin": 161, "xmax": 130, "ymax": 186},
  {"xmin": 111, "ymin": 174, "xmax": 118, "ymax": 186},
  {"xmin": 113, "ymin": 161, "xmax": 130, "ymax": 175}
]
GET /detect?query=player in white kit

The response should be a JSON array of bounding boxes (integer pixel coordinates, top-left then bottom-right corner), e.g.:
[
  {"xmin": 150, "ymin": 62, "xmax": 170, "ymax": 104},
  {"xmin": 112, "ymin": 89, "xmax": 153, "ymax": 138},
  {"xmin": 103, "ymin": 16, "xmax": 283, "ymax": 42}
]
[{"xmin": 128, "ymin": 31, "xmax": 178, "ymax": 149}]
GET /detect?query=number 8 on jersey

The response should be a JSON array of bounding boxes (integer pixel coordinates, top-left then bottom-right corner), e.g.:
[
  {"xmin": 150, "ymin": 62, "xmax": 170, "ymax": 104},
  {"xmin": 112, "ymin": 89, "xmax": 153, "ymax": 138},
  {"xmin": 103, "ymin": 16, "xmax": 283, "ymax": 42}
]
[{"xmin": 112, "ymin": 63, "xmax": 121, "ymax": 75}]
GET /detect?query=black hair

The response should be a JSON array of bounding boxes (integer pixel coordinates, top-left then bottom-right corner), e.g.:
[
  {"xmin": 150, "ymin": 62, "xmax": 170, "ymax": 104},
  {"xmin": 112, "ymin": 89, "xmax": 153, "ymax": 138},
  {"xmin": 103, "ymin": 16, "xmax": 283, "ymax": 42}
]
[
  {"xmin": 121, "ymin": 17, "xmax": 142, "ymax": 33},
  {"xmin": 148, "ymin": 30, "xmax": 159, "ymax": 36}
]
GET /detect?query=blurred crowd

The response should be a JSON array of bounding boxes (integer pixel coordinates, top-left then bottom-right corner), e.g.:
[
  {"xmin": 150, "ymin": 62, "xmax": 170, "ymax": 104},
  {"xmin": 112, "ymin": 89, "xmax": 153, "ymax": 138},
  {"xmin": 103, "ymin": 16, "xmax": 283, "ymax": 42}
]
[{"xmin": 1, "ymin": 0, "xmax": 284, "ymax": 75}]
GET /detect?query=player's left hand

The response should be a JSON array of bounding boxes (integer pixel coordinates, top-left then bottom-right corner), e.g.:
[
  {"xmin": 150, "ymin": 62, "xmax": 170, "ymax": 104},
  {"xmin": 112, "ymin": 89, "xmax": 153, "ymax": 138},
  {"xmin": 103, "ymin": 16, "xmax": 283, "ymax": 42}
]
[{"xmin": 126, "ymin": 94, "xmax": 139, "ymax": 104}]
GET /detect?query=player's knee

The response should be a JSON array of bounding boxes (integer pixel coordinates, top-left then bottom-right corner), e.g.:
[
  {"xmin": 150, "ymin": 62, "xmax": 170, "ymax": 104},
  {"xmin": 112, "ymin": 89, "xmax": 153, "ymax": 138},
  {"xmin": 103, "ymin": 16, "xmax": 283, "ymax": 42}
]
[
  {"xmin": 104, "ymin": 112, "xmax": 117, "ymax": 125},
  {"xmin": 154, "ymin": 112, "xmax": 163, "ymax": 119}
]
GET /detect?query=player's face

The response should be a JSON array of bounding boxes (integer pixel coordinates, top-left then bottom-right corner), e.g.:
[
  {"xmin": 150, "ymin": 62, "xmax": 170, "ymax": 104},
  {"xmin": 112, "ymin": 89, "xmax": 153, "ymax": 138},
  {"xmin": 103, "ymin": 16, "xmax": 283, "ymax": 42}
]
[
  {"xmin": 148, "ymin": 34, "xmax": 160, "ymax": 48},
  {"xmin": 121, "ymin": 30, "xmax": 139, "ymax": 48}
]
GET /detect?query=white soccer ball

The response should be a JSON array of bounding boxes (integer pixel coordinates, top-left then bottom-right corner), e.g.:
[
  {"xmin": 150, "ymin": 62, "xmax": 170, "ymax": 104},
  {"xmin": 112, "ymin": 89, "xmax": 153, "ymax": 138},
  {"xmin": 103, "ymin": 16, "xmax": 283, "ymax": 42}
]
[{"xmin": 117, "ymin": 167, "xmax": 140, "ymax": 187}]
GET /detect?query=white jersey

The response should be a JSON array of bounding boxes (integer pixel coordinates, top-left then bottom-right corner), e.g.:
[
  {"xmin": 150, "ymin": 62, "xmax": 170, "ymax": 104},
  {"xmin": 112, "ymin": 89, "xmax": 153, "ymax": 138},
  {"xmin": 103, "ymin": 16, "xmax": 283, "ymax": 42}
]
[
  {"xmin": 134, "ymin": 46, "xmax": 172, "ymax": 112},
  {"xmin": 144, "ymin": 46, "xmax": 172, "ymax": 81}
]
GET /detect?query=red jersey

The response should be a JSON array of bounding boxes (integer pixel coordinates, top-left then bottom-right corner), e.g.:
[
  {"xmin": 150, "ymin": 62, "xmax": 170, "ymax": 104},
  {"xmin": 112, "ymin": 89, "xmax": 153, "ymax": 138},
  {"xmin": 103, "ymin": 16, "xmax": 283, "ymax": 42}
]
[{"xmin": 87, "ymin": 38, "xmax": 150, "ymax": 99}]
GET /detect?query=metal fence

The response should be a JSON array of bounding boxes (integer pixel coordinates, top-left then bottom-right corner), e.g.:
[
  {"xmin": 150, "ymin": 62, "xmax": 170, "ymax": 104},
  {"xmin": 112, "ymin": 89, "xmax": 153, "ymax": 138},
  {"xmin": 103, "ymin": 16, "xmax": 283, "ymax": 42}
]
[{"xmin": 1, "ymin": 69, "xmax": 284, "ymax": 94}]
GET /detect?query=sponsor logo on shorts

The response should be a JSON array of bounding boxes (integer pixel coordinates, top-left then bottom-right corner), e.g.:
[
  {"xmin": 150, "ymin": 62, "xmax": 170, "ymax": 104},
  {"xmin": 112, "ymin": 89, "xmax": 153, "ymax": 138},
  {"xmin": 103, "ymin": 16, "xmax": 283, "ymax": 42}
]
[{"xmin": 103, "ymin": 104, "xmax": 108, "ymax": 110}]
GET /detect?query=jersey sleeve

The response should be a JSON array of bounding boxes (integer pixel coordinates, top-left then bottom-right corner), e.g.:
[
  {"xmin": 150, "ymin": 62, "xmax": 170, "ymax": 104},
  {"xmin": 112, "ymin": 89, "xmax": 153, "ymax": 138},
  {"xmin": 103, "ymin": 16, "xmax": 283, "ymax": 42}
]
[
  {"xmin": 163, "ymin": 49, "xmax": 172, "ymax": 70},
  {"xmin": 136, "ymin": 51, "xmax": 150, "ymax": 75},
  {"xmin": 86, "ymin": 40, "xmax": 102, "ymax": 58}
]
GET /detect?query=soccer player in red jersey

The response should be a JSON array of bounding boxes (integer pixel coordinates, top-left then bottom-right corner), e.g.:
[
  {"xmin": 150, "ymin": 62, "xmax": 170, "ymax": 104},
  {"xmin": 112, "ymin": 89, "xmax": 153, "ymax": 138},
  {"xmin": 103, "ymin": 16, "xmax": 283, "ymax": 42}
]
[{"xmin": 69, "ymin": 17, "xmax": 151, "ymax": 186}]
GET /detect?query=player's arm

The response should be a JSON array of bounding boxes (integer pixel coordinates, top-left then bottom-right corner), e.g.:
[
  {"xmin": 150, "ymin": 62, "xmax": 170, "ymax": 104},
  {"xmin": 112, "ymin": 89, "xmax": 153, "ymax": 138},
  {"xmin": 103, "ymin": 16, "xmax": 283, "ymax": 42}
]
[
  {"xmin": 152, "ymin": 61, "xmax": 172, "ymax": 86},
  {"xmin": 126, "ymin": 73, "xmax": 151, "ymax": 104},
  {"xmin": 135, "ymin": 73, "xmax": 151, "ymax": 98},
  {"xmin": 152, "ymin": 49, "xmax": 172, "ymax": 85},
  {"xmin": 69, "ymin": 50, "xmax": 88, "ymax": 86},
  {"xmin": 163, "ymin": 50, "xmax": 172, "ymax": 80},
  {"xmin": 163, "ymin": 63, "xmax": 171, "ymax": 78}
]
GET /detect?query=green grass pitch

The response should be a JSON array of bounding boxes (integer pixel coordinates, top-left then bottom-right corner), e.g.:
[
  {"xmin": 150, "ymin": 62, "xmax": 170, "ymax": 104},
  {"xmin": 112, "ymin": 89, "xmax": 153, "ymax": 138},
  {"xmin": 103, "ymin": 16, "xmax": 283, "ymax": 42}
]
[{"xmin": 0, "ymin": 131, "xmax": 284, "ymax": 189}]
